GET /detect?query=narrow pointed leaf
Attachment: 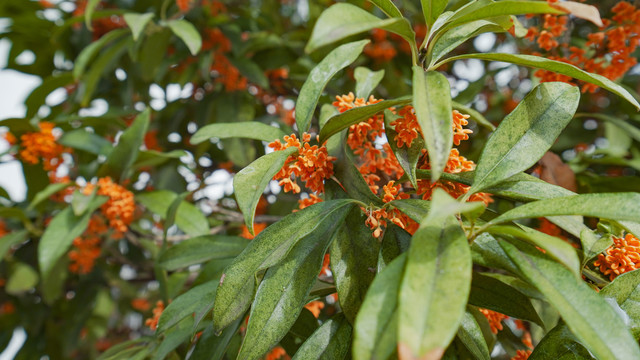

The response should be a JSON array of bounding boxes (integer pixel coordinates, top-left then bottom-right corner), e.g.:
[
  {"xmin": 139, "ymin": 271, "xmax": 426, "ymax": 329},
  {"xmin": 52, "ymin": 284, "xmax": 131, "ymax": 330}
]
[
  {"xmin": 457, "ymin": 311, "xmax": 491, "ymax": 360},
  {"xmin": 499, "ymin": 240, "xmax": 640, "ymax": 359},
  {"xmin": 159, "ymin": 235, "xmax": 249, "ymax": 271},
  {"xmin": 291, "ymin": 313, "xmax": 352, "ymax": 360},
  {"xmin": 167, "ymin": 19, "xmax": 202, "ymax": 55},
  {"xmin": 398, "ymin": 216, "xmax": 471, "ymax": 358},
  {"xmin": 296, "ymin": 40, "xmax": 370, "ymax": 133},
  {"xmin": 0, "ymin": 230, "xmax": 28, "ymax": 260},
  {"xmin": 157, "ymin": 280, "xmax": 218, "ymax": 333},
  {"xmin": 438, "ymin": 53, "xmax": 640, "ymax": 110},
  {"xmin": 422, "ymin": 0, "xmax": 448, "ymax": 27},
  {"xmin": 470, "ymin": 82, "xmax": 580, "ymax": 194},
  {"xmin": 354, "ymin": 253, "xmax": 406, "ymax": 360},
  {"xmin": 123, "ymin": 13, "xmax": 155, "ymax": 41},
  {"xmin": 213, "ymin": 200, "xmax": 355, "ymax": 332},
  {"xmin": 136, "ymin": 190, "xmax": 209, "ymax": 236},
  {"xmin": 233, "ymin": 147, "xmax": 297, "ymax": 234},
  {"xmin": 354, "ymin": 67, "xmax": 385, "ymax": 99},
  {"xmin": 99, "ymin": 108, "xmax": 150, "ymax": 181},
  {"xmin": 429, "ymin": 19, "xmax": 508, "ymax": 66},
  {"xmin": 191, "ymin": 122, "xmax": 287, "ymax": 144},
  {"xmin": 412, "ymin": 68, "xmax": 453, "ymax": 182},
  {"xmin": 368, "ymin": 0, "xmax": 404, "ymax": 18},
  {"xmin": 73, "ymin": 29, "xmax": 129, "ymax": 80},
  {"xmin": 529, "ymin": 322, "xmax": 593, "ymax": 360}
]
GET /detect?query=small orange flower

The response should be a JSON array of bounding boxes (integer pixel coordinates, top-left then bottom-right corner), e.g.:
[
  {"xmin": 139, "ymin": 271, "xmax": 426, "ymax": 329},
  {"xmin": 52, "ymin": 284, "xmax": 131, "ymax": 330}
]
[
  {"xmin": 0, "ymin": 221, "xmax": 8, "ymax": 238},
  {"xmin": 240, "ymin": 223, "xmax": 267, "ymax": 239},
  {"xmin": 452, "ymin": 110, "xmax": 473, "ymax": 146},
  {"xmin": 145, "ymin": 301, "xmax": 165, "ymax": 330},
  {"xmin": 265, "ymin": 346, "xmax": 289, "ymax": 360},
  {"xmin": 176, "ymin": 0, "xmax": 195, "ymax": 12},
  {"xmin": 68, "ymin": 216, "xmax": 108, "ymax": 274},
  {"xmin": 298, "ymin": 194, "xmax": 323, "ymax": 210},
  {"xmin": 594, "ymin": 233, "xmax": 640, "ymax": 281},
  {"xmin": 479, "ymin": 308, "xmax": 508, "ymax": 334},
  {"xmin": 83, "ymin": 177, "xmax": 135, "ymax": 238},
  {"xmin": 131, "ymin": 298, "xmax": 151, "ymax": 312},
  {"xmin": 0, "ymin": 301, "xmax": 15, "ymax": 315},
  {"xmin": 511, "ymin": 350, "xmax": 533, "ymax": 360},
  {"xmin": 304, "ymin": 301, "xmax": 325, "ymax": 318},
  {"xmin": 19, "ymin": 122, "xmax": 70, "ymax": 172}
]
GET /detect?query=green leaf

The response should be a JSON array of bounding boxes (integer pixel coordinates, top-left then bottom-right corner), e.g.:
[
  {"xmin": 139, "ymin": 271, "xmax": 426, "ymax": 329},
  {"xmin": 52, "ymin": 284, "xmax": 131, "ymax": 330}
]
[
  {"xmin": 123, "ymin": 13, "xmax": 155, "ymax": 41},
  {"xmin": 6, "ymin": 262, "xmax": 39, "ymax": 295},
  {"xmin": 24, "ymin": 72, "xmax": 74, "ymax": 118},
  {"xmin": 600, "ymin": 270, "xmax": 640, "ymax": 340},
  {"xmin": 237, "ymin": 209, "xmax": 345, "ymax": 360},
  {"xmin": 306, "ymin": 3, "xmax": 416, "ymax": 55},
  {"xmin": 159, "ymin": 235, "xmax": 249, "ymax": 271},
  {"xmin": 422, "ymin": 0, "xmax": 448, "ymax": 27},
  {"xmin": 233, "ymin": 147, "xmax": 297, "ymax": 234},
  {"xmin": 133, "ymin": 150, "xmax": 188, "ymax": 169},
  {"xmin": 580, "ymin": 229, "xmax": 612, "ymax": 265},
  {"xmin": 0, "ymin": 230, "xmax": 28, "ymax": 261},
  {"xmin": 152, "ymin": 317, "xmax": 194, "ymax": 360},
  {"xmin": 457, "ymin": 311, "xmax": 491, "ymax": 360},
  {"xmin": 319, "ymin": 96, "xmax": 412, "ymax": 144},
  {"xmin": 167, "ymin": 19, "xmax": 202, "ymax": 55},
  {"xmin": 26, "ymin": 182, "xmax": 73, "ymax": 211},
  {"xmin": 37, "ymin": 197, "xmax": 106, "ymax": 281},
  {"xmin": 73, "ymin": 28, "xmax": 129, "ymax": 79},
  {"xmin": 384, "ymin": 109, "xmax": 423, "ymax": 189},
  {"xmin": 98, "ymin": 108, "xmax": 150, "ymax": 181},
  {"xmin": 330, "ymin": 209, "xmax": 380, "ymax": 324},
  {"xmin": 378, "ymin": 224, "xmax": 411, "ymax": 271},
  {"xmin": 191, "ymin": 122, "xmax": 287, "ymax": 144},
  {"xmin": 437, "ymin": 53, "xmax": 640, "ymax": 110},
  {"xmin": 291, "ymin": 313, "xmax": 352, "ymax": 360},
  {"xmin": 58, "ymin": 129, "xmax": 113, "ymax": 156},
  {"xmin": 412, "ymin": 68, "xmax": 453, "ymax": 182},
  {"xmin": 354, "ymin": 67, "xmax": 385, "ymax": 99},
  {"xmin": 334, "ymin": 146, "xmax": 384, "ymax": 206},
  {"xmin": 487, "ymin": 225, "xmax": 580, "ymax": 277},
  {"xmin": 529, "ymin": 322, "xmax": 593, "ymax": 360},
  {"xmin": 469, "ymin": 272, "xmax": 544, "ymax": 327},
  {"xmin": 296, "ymin": 40, "xmax": 370, "ymax": 134},
  {"xmin": 488, "ymin": 193, "xmax": 640, "ymax": 238},
  {"xmin": 41, "ymin": 257, "xmax": 69, "ymax": 304},
  {"xmin": 135, "ymin": 190, "xmax": 209, "ymax": 236},
  {"xmin": 212, "ymin": 200, "xmax": 355, "ymax": 333},
  {"xmin": 368, "ymin": 0, "xmax": 404, "ymax": 18},
  {"xmin": 398, "ymin": 215, "xmax": 471, "ymax": 359},
  {"xmin": 499, "ymin": 240, "xmax": 640, "ymax": 359},
  {"xmin": 80, "ymin": 35, "xmax": 131, "ymax": 106},
  {"xmin": 469, "ymin": 82, "xmax": 580, "ymax": 194},
  {"xmin": 423, "ymin": 188, "xmax": 485, "ymax": 223},
  {"xmin": 388, "ymin": 198, "xmax": 431, "ymax": 223},
  {"xmin": 190, "ymin": 319, "xmax": 243, "ymax": 360},
  {"xmin": 71, "ymin": 189, "xmax": 103, "ymax": 216},
  {"xmin": 157, "ymin": 280, "xmax": 218, "ymax": 333},
  {"xmin": 353, "ymin": 253, "xmax": 406, "ymax": 360}
]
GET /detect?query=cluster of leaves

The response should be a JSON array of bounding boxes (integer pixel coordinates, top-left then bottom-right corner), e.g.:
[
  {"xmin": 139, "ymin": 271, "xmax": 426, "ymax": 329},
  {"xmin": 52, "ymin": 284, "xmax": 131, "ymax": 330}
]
[{"xmin": 1, "ymin": 0, "xmax": 640, "ymax": 359}]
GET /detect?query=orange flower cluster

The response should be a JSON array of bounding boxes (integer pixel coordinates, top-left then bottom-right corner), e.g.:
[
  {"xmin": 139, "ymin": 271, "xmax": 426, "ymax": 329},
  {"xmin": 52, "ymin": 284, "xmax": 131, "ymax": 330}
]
[
  {"xmin": 364, "ymin": 29, "xmax": 398, "ymax": 62},
  {"xmin": 365, "ymin": 181, "xmax": 417, "ymax": 238},
  {"xmin": 240, "ymin": 223, "xmax": 267, "ymax": 239},
  {"xmin": 68, "ymin": 215, "xmax": 108, "ymax": 274},
  {"xmin": 268, "ymin": 133, "xmax": 336, "ymax": 194},
  {"xmin": 145, "ymin": 300, "xmax": 165, "ymax": 330},
  {"xmin": 83, "ymin": 177, "xmax": 135, "ymax": 238},
  {"xmin": 298, "ymin": 194, "xmax": 323, "ymax": 210},
  {"xmin": 202, "ymin": 28, "xmax": 248, "ymax": 92},
  {"xmin": 131, "ymin": 298, "xmax": 151, "ymax": 312},
  {"xmin": 528, "ymin": 1, "xmax": 640, "ymax": 92},
  {"xmin": 480, "ymin": 308, "xmax": 508, "ymax": 334},
  {"xmin": 304, "ymin": 301, "xmax": 325, "ymax": 318},
  {"xmin": 594, "ymin": 233, "xmax": 640, "ymax": 280},
  {"xmin": 176, "ymin": 0, "xmax": 195, "ymax": 12},
  {"xmin": 19, "ymin": 122, "xmax": 69, "ymax": 172},
  {"xmin": 265, "ymin": 346, "xmax": 289, "ymax": 360},
  {"xmin": 511, "ymin": 350, "xmax": 533, "ymax": 360},
  {"xmin": 1, "ymin": 130, "xmax": 16, "ymax": 146}
]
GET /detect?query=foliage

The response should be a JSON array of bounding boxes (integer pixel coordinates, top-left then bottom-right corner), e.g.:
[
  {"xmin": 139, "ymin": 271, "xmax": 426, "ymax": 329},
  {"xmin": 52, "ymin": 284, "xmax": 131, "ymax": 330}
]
[{"xmin": 1, "ymin": 0, "xmax": 640, "ymax": 359}]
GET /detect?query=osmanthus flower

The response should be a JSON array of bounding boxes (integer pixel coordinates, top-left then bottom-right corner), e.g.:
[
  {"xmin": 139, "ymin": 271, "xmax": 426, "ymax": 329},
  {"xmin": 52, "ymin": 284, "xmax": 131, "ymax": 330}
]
[
  {"xmin": 298, "ymin": 193, "xmax": 323, "ymax": 210},
  {"xmin": 83, "ymin": 177, "xmax": 136, "ymax": 238},
  {"xmin": 131, "ymin": 298, "xmax": 151, "ymax": 312},
  {"xmin": 264, "ymin": 346, "xmax": 289, "ymax": 360},
  {"xmin": 19, "ymin": 122, "xmax": 70, "ymax": 172},
  {"xmin": 145, "ymin": 301, "xmax": 165, "ymax": 331},
  {"xmin": 363, "ymin": 29, "xmax": 398, "ymax": 62},
  {"xmin": 68, "ymin": 215, "xmax": 108, "ymax": 274},
  {"xmin": 479, "ymin": 308, "xmax": 508, "ymax": 334},
  {"xmin": 594, "ymin": 233, "xmax": 640, "ymax": 281},
  {"xmin": 240, "ymin": 223, "xmax": 267, "ymax": 239},
  {"xmin": 364, "ymin": 181, "xmax": 417, "ymax": 238},
  {"xmin": 268, "ymin": 133, "xmax": 336, "ymax": 194},
  {"xmin": 511, "ymin": 350, "xmax": 533, "ymax": 360},
  {"xmin": 304, "ymin": 300, "xmax": 325, "ymax": 318}
]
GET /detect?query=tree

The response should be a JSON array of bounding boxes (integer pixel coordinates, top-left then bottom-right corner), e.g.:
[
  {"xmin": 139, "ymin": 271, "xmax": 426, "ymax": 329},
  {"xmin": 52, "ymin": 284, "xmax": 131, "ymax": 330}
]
[{"xmin": 1, "ymin": 0, "xmax": 640, "ymax": 359}]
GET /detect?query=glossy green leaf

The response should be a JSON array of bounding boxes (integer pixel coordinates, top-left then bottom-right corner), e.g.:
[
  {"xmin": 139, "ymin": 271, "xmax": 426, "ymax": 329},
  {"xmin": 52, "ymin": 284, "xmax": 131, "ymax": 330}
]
[
  {"xmin": 191, "ymin": 122, "xmax": 287, "ymax": 144},
  {"xmin": 457, "ymin": 311, "xmax": 491, "ymax": 360},
  {"xmin": 469, "ymin": 273, "xmax": 544, "ymax": 327},
  {"xmin": 331, "ymin": 209, "xmax": 380, "ymax": 324},
  {"xmin": 489, "ymin": 193, "xmax": 640, "ymax": 238},
  {"xmin": 0, "ymin": 230, "xmax": 28, "ymax": 260},
  {"xmin": 133, "ymin": 149, "xmax": 188, "ymax": 169},
  {"xmin": 73, "ymin": 28, "xmax": 129, "ymax": 79},
  {"xmin": 136, "ymin": 190, "xmax": 209, "ymax": 236},
  {"xmin": 423, "ymin": 188, "xmax": 485, "ymax": 223},
  {"xmin": 6, "ymin": 262, "xmax": 39, "ymax": 295},
  {"xmin": 398, "ymin": 215, "xmax": 471, "ymax": 359},
  {"xmin": 157, "ymin": 280, "xmax": 218, "ymax": 333},
  {"xmin": 319, "ymin": 96, "xmax": 412, "ymax": 144},
  {"xmin": 71, "ymin": 189, "xmax": 102, "ymax": 216},
  {"xmin": 291, "ymin": 313, "xmax": 352, "ymax": 360},
  {"xmin": 212, "ymin": 200, "xmax": 355, "ymax": 333},
  {"xmin": 37, "ymin": 198, "xmax": 105, "ymax": 280},
  {"xmin": 98, "ymin": 108, "xmax": 150, "ymax": 181},
  {"xmin": 123, "ymin": 13, "xmax": 155, "ymax": 41},
  {"xmin": 437, "ymin": 53, "xmax": 640, "ymax": 110},
  {"xmin": 600, "ymin": 270, "xmax": 640, "ymax": 340},
  {"xmin": 334, "ymin": 146, "xmax": 383, "ymax": 206},
  {"xmin": 422, "ymin": 0, "xmax": 448, "ymax": 28},
  {"xmin": 529, "ymin": 322, "xmax": 593, "ymax": 360},
  {"xmin": 354, "ymin": 67, "xmax": 385, "ymax": 99},
  {"xmin": 469, "ymin": 82, "xmax": 580, "ymax": 194},
  {"xmin": 487, "ymin": 225, "xmax": 580, "ymax": 276},
  {"xmin": 167, "ymin": 19, "xmax": 202, "ymax": 55},
  {"xmin": 84, "ymin": 0, "xmax": 101, "ymax": 30},
  {"xmin": 306, "ymin": 3, "xmax": 415, "ymax": 55},
  {"xmin": 58, "ymin": 129, "xmax": 113, "ymax": 156},
  {"xmin": 234, "ymin": 147, "xmax": 297, "ymax": 234},
  {"xmin": 368, "ymin": 0, "xmax": 404, "ymax": 18},
  {"xmin": 238, "ymin": 209, "xmax": 344, "ymax": 360},
  {"xmin": 500, "ymin": 240, "xmax": 640, "ymax": 359},
  {"xmin": 384, "ymin": 109, "xmax": 423, "ymax": 189},
  {"xmin": 159, "ymin": 235, "xmax": 248, "ymax": 271},
  {"xmin": 388, "ymin": 198, "xmax": 430, "ymax": 223},
  {"xmin": 412, "ymin": 68, "xmax": 453, "ymax": 182},
  {"xmin": 26, "ymin": 182, "xmax": 73, "ymax": 211},
  {"xmin": 580, "ymin": 230, "xmax": 612, "ymax": 265},
  {"xmin": 353, "ymin": 253, "xmax": 406, "ymax": 360},
  {"xmin": 471, "ymin": 233, "xmax": 521, "ymax": 275},
  {"xmin": 378, "ymin": 224, "xmax": 410, "ymax": 271},
  {"xmin": 296, "ymin": 40, "xmax": 370, "ymax": 133}
]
